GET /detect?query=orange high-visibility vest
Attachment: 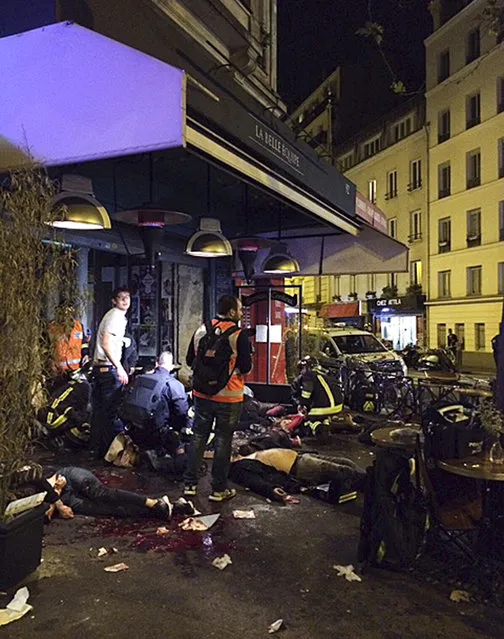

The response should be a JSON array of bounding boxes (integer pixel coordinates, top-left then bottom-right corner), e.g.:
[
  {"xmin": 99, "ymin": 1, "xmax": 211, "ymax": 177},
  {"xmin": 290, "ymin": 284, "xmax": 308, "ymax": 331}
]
[
  {"xmin": 50, "ymin": 319, "xmax": 86, "ymax": 373},
  {"xmin": 192, "ymin": 319, "xmax": 244, "ymax": 403}
]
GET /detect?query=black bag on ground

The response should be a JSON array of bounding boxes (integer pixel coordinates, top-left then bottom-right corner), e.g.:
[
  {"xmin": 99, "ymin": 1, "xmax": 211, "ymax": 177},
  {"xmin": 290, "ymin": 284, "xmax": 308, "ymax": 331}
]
[
  {"xmin": 422, "ymin": 403, "xmax": 484, "ymax": 460},
  {"xmin": 192, "ymin": 322, "xmax": 239, "ymax": 396},
  {"xmin": 358, "ymin": 449, "xmax": 429, "ymax": 571},
  {"xmin": 351, "ymin": 381, "xmax": 379, "ymax": 414}
]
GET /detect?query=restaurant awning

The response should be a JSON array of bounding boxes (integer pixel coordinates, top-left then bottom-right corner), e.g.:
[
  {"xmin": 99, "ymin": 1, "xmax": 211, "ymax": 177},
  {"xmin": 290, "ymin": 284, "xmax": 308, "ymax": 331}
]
[{"xmin": 0, "ymin": 22, "xmax": 407, "ymax": 274}]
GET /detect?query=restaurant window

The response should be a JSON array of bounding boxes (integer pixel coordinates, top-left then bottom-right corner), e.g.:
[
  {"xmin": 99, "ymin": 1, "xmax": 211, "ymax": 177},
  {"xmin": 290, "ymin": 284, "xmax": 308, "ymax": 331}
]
[
  {"xmin": 466, "ymin": 27, "xmax": 480, "ymax": 64},
  {"xmin": 438, "ymin": 109, "xmax": 450, "ymax": 143},
  {"xmin": 467, "ymin": 266, "xmax": 482, "ymax": 296},
  {"xmin": 409, "ymin": 159, "xmax": 422, "ymax": 190},
  {"xmin": 438, "ymin": 49, "xmax": 450, "ymax": 83},
  {"xmin": 466, "ymin": 149, "xmax": 481, "ymax": 189},
  {"xmin": 368, "ymin": 179, "xmax": 377, "ymax": 204},
  {"xmin": 386, "ymin": 170, "xmax": 397, "ymax": 199},
  {"xmin": 438, "ymin": 217, "xmax": 451, "ymax": 253},
  {"xmin": 437, "ymin": 323, "xmax": 447, "ymax": 348},
  {"xmin": 409, "ymin": 210, "xmax": 422, "ymax": 242},
  {"xmin": 388, "ymin": 217, "xmax": 397, "ymax": 239},
  {"xmin": 475, "ymin": 323, "xmax": 485, "ymax": 351},
  {"xmin": 438, "ymin": 162, "xmax": 451, "ymax": 198},
  {"xmin": 499, "ymin": 262, "xmax": 504, "ymax": 295},
  {"xmin": 466, "ymin": 209, "xmax": 481, "ymax": 247},
  {"xmin": 410, "ymin": 260, "xmax": 422, "ymax": 286},
  {"xmin": 466, "ymin": 92, "xmax": 481, "ymax": 129},
  {"xmin": 438, "ymin": 270, "xmax": 451, "ymax": 298},
  {"xmin": 455, "ymin": 324, "xmax": 465, "ymax": 349}
]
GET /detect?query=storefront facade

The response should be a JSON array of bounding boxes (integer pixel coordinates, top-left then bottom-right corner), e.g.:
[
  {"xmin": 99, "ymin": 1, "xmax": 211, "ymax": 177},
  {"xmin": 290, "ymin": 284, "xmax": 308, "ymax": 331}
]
[{"xmin": 367, "ymin": 295, "xmax": 426, "ymax": 351}]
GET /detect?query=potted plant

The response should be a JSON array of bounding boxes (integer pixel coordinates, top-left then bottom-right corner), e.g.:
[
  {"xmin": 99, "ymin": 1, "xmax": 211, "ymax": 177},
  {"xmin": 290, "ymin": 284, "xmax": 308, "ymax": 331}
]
[
  {"xmin": 480, "ymin": 400, "xmax": 504, "ymax": 464},
  {"xmin": 0, "ymin": 168, "xmax": 77, "ymax": 589},
  {"xmin": 348, "ymin": 292, "xmax": 358, "ymax": 300},
  {"xmin": 332, "ymin": 294, "xmax": 341, "ymax": 302},
  {"xmin": 365, "ymin": 290, "xmax": 376, "ymax": 299},
  {"xmin": 406, "ymin": 283, "xmax": 423, "ymax": 297},
  {"xmin": 381, "ymin": 284, "xmax": 398, "ymax": 300}
]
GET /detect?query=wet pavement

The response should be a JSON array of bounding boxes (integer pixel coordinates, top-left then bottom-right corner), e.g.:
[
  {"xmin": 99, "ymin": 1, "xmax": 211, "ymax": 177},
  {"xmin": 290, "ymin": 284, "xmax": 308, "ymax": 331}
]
[{"xmin": 2, "ymin": 434, "xmax": 504, "ymax": 638}]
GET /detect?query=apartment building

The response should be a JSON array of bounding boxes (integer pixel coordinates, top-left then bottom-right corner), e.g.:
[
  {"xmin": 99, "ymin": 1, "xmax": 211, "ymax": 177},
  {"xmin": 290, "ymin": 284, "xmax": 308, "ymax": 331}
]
[{"xmin": 426, "ymin": 0, "xmax": 504, "ymax": 370}]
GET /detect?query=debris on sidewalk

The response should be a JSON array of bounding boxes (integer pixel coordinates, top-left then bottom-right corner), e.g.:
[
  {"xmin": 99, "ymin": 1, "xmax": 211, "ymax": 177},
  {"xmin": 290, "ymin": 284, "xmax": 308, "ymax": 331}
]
[
  {"xmin": 268, "ymin": 618, "xmax": 284, "ymax": 633},
  {"xmin": 104, "ymin": 562, "xmax": 129, "ymax": 573},
  {"xmin": 179, "ymin": 513, "xmax": 220, "ymax": 531},
  {"xmin": 0, "ymin": 587, "xmax": 33, "ymax": 627},
  {"xmin": 284, "ymin": 496, "xmax": 300, "ymax": 504},
  {"xmin": 156, "ymin": 526, "xmax": 170, "ymax": 536},
  {"xmin": 333, "ymin": 564, "xmax": 362, "ymax": 582},
  {"xmin": 211, "ymin": 554, "xmax": 232, "ymax": 570},
  {"xmin": 232, "ymin": 509, "xmax": 255, "ymax": 519},
  {"xmin": 97, "ymin": 547, "xmax": 108, "ymax": 557},
  {"xmin": 450, "ymin": 590, "xmax": 471, "ymax": 603}
]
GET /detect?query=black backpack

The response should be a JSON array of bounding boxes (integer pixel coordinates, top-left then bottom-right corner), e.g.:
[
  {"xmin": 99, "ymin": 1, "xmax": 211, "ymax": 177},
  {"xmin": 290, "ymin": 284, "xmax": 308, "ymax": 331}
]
[
  {"xmin": 358, "ymin": 448, "xmax": 429, "ymax": 571},
  {"xmin": 118, "ymin": 374, "xmax": 169, "ymax": 427},
  {"xmin": 192, "ymin": 321, "xmax": 239, "ymax": 396}
]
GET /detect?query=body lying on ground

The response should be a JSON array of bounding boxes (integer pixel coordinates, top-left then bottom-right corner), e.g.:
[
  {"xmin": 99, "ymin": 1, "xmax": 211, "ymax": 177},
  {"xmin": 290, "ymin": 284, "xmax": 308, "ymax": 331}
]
[{"xmin": 229, "ymin": 448, "xmax": 365, "ymax": 503}]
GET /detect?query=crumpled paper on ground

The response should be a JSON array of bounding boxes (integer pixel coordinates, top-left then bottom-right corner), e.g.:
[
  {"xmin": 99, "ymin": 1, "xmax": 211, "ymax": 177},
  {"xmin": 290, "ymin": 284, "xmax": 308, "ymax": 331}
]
[
  {"xmin": 104, "ymin": 562, "xmax": 129, "ymax": 573},
  {"xmin": 268, "ymin": 618, "xmax": 284, "ymax": 633},
  {"xmin": 211, "ymin": 554, "xmax": 232, "ymax": 570},
  {"xmin": 179, "ymin": 514, "xmax": 220, "ymax": 531},
  {"xmin": 333, "ymin": 564, "xmax": 362, "ymax": 582},
  {"xmin": 232, "ymin": 510, "xmax": 255, "ymax": 519},
  {"xmin": 156, "ymin": 526, "xmax": 170, "ymax": 536},
  {"xmin": 450, "ymin": 589, "xmax": 471, "ymax": 603},
  {"xmin": 0, "ymin": 587, "xmax": 33, "ymax": 627}
]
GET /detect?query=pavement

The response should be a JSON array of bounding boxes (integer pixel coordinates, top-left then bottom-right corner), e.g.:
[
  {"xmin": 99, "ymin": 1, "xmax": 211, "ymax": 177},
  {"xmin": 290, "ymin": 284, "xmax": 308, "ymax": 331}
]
[{"xmin": 2, "ymin": 434, "xmax": 504, "ymax": 639}]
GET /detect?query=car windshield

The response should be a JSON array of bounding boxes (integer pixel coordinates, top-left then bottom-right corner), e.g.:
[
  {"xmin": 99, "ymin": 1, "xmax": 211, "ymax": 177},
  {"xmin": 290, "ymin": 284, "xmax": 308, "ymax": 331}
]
[{"xmin": 333, "ymin": 334, "xmax": 387, "ymax": 354}]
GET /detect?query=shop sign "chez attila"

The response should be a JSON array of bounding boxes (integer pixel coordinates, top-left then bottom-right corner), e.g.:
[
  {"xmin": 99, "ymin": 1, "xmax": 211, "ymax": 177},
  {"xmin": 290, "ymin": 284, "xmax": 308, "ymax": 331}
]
[{"xmin": 252, "ymin": 122, "xmax": 303, "ymax": 174}]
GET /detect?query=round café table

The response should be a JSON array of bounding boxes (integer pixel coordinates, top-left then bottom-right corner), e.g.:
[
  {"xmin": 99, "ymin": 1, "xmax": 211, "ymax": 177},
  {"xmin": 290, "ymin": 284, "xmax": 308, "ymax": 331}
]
[{"xmin": 371, "ymin": 425, "xmax": 422, "ymax": 450}]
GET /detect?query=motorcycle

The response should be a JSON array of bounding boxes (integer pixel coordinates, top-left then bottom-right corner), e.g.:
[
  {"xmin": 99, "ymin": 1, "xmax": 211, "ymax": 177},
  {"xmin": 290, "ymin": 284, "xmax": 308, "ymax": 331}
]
[{"xmin": 416, "ymin": 347, "xmax": 457, "ymax": 373}]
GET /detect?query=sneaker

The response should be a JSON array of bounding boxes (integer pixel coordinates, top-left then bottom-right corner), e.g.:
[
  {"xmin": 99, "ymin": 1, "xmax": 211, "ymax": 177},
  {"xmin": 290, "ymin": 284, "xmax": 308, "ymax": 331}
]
[
  {"xmin": 208, "ymin": 488, "xmax": 237, "ymax": 502},
  {"xmin": 153, "ymin": 496, "xmax": 173, "ymax": 520},
  {"xmin": 183, "ymin": 484, "xmax": 197, "ymax": 497}
]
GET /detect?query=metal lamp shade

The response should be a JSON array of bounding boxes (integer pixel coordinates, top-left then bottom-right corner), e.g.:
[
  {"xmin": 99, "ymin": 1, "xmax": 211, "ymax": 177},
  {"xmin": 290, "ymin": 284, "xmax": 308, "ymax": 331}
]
[
  {"xmin": 114, "ymin": 206, "xmax": 192, "ymax": 227},
  {"xmin": 185, "ymin": 218, "xmax": 232, "ymax": 257},
  {"xmin": 49, "ymin": 192, "xmax": 111, "ymax": 230},
  {"xmin": 262, "ymin": 243, "xmax": 300, "ymax": 274}
]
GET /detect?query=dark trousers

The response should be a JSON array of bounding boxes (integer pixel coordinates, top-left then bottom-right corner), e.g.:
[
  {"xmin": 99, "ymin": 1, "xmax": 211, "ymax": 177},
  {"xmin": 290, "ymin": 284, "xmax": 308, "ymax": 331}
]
[
  {"xmin": 90, "ymin": 368, "xmax": 124, "ymax": 457},
  {"xmin": 62, "ymin": 468, "xmax": 149, "ymax": 517},
  {"xmin": 293, "ymin": 454, "xmax": 365, "ymax": 485},
  {"xmin": 184, "ymin": 397, "xmax": 242, "ymax": 492}
]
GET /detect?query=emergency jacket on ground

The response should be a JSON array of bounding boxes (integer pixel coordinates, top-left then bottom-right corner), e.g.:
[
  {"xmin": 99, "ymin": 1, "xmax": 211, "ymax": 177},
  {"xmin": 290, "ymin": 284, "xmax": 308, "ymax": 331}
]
[
  {"xmin": 187, "ymin": 317, "xmax": 252, "ymax": 403},
  {"xmin": 49, "ymin": 319, "xmax": 88, "ymax": 373},
  {"xmin": 292, "ymin": 368, "xmax": 343, "ymax": 417}
]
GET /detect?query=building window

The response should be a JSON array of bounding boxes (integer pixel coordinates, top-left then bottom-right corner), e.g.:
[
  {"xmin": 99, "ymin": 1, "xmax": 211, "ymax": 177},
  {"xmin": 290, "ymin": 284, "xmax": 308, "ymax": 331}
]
[
  {"xmin": 409, "ymin": 210, "xmax": 422, "ymax": 242},
  {"xmin": 498, "ymin": 76, "xmax": 504, "ymax": 113},
  {"xmin": 499, "ymin": 138, "xmax": 504, "ymax": 178},
  {"xmin": 466, "ymin": 27, "xmax": 480, "ymax": 63},
  {"xmin": 475, "ymin": 323, "xmax": 485, "ymax": 351},
  {"xmin": 388, "ymin": 273, "xmax": 397, "ymax": 289},
  {"xmin": 438, "ymin": 162, "xmax": 451, "ymax": 198},
  {"xmin": 363, "ymin": 137, "xmax": 381, "ymax": 159},
  {"xmin": 467, "ymin": 209, "xmax": 481, "ymax": 247},
  {"xmin": 438, "ymin": 109, "xmax": 450, "ymax": 143},
  {"xmin": 334, "ymin": 275, "xmax": 341, "ymax": 298},
  {"xmin": 499, "ymin": 262, "xmax": 504, "ymax": 295},
  {"xmin": 499, "ymin": 201, "xmax": 504, "ymax": 241},
  {"xmin": 438, "ymin": 49, "xmax": 450, "ymax": 83},
  {"xmin": 409, "ymin": 159, "xmax": 422, "ymax": 190},
  {"xmin": 455, "ymin": 323, "xmax": 465, "ymax": 350},
  {"xmin": 393, "ymin": 118, "xmax": 411, "ymax": 142},
  {"xmin": 349, "ymin": 274, "xmax": 356, "ymax": 294},
  {"xmin": 438, "ymin": 217, "xmax": 451, "ymax": 253},
  {"xmin": 437, "ymin": 323, "xmax": 447, "ymax": 348},
  {"xmin": 410, "ymin": 260, "xmax": 422, "ymax": 286},
  {"xmin": 467, "ymin": 266, "xmax": 482, "ymax": 296},
  {"xmin": 368, "ymin": 179, "xmax": 377, "ymax": 203},
  {"xmin": 339, "ymin": 153, "xmax": 353, "ymax": 172},
  {"xmin": 438, "ymin": 270, "xmax": 451, "ymax": 298},
  {"xmin": 466, "ymin": 149, "xmax": 481, "ymax": 188},
  {"xmin": 388, "ymin": 217, "xmax": 397, "ymax": 239},
  {"xmin": 367, "ymin": 274, "xmax": 376, "ymax": 292},
  {"xmin": 386, "ymin": 170, "xmax": 397, "ymax": 199},
  {"xmin": 466, "ymin": 92, "xmax": 481, "ymax": 129}
]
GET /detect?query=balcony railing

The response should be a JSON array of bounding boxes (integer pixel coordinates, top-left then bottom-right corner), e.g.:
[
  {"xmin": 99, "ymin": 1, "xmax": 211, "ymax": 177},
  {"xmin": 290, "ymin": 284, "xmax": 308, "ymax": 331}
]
[
  {"xmin": 384, "ymin": 190, "xmax": 397, "ymax": 200},
  {"xmin": 467, "ymin": 176, "xmax": 481, "ymax": 189},
  {"xmin": 407, "ymin": 181, "xmax": 422, "ymax": 191},
  {"xmin": 438, "ymin": 188, "xmax": 450, "ymax": 199}
]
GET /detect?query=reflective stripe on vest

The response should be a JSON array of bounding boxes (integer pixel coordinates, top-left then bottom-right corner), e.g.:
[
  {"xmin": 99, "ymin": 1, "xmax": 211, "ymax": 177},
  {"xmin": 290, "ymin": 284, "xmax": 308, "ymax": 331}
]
[
  {"xmin": 193, "ymin": 319, "xmax": 244, "ymax": 403},
  {"xmin": 308, "ymin": 374, "xmax": 342, "ymax": 416},
  {"xmin": 52, "ymin": 320, "xmax": 85, "ymax": 371}
]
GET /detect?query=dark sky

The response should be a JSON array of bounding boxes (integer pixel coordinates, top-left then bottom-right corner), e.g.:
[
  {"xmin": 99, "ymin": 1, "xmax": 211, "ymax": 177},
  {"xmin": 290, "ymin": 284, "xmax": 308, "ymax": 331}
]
[{"xmin": 277, "ymin": 0, "xmax": 432, "ymax": 114}]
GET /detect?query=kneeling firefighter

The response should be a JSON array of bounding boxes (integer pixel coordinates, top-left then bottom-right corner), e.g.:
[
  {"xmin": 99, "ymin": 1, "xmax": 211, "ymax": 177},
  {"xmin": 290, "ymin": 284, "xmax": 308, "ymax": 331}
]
[{"xmin": 291, "ymin": 356, "xmax": 344, "ymax": 438}]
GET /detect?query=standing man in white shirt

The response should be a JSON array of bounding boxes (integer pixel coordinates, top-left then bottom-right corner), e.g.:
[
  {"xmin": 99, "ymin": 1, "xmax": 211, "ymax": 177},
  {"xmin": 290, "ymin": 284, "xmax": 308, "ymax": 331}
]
[{"xmin": 90, "ymin": 287, "xmax": 131, "ymax": 458}]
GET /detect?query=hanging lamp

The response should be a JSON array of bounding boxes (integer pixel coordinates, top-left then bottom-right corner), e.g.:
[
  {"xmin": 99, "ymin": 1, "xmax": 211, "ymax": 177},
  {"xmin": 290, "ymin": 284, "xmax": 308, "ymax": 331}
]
[
  {"xmin": 49, "ymin": 191, "xmax": 111, "ymax": 230},
  {"xmin": 262, "ymin": 242, "xmax": 300, "ymax": 274}
]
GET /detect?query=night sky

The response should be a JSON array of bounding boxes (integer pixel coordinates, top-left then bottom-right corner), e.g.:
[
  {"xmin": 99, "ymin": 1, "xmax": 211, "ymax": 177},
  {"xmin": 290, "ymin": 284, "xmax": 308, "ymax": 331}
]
[{"xmin": 278, "ymin": 0, "xmax": 432, "ymax": 125}]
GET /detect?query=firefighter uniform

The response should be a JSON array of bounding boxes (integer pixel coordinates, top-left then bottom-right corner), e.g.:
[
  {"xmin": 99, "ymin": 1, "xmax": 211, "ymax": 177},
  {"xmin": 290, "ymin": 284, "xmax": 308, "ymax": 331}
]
[{"xmin": 292, "ymin": 364, "xmax": 343, "ymax": 437}]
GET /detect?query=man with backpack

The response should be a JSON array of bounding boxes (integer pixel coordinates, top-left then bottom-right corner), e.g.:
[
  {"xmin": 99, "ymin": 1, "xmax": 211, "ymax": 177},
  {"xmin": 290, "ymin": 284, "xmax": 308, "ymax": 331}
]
[{"xmin": 183, "ymin": 295, "xmax": 252, "ymax": 502}]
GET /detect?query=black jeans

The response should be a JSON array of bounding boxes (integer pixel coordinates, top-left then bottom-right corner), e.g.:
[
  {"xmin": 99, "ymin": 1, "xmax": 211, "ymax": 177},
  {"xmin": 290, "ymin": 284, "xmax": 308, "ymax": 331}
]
[
  {"xmin": 61, "ymin": 468, "xmax": 149, "ymax": 517},
  {"xmin": 293, "ymin": 454, "xmax": 365, "ymax": 486},
  {"xmin": 90, "ymin": 368, "xmax": 124, "ymax": 457},
  {"xmin": 184, "ymin": 397, "xmax": 242, "ymax": 492}
]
